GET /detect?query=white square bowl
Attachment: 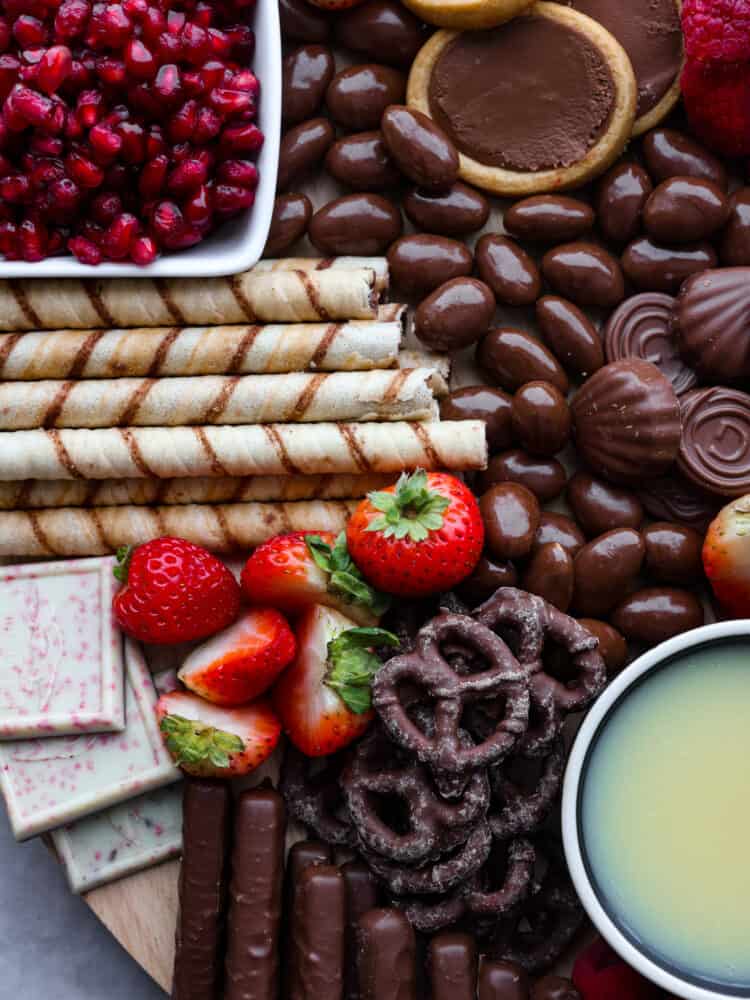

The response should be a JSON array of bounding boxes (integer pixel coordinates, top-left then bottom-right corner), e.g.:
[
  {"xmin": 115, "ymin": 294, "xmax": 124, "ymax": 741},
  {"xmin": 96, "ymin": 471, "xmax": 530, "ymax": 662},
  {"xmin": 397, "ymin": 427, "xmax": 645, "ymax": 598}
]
[{"xmin": 0, "ymin": 0, "xmax": 281, "ymax": 279}]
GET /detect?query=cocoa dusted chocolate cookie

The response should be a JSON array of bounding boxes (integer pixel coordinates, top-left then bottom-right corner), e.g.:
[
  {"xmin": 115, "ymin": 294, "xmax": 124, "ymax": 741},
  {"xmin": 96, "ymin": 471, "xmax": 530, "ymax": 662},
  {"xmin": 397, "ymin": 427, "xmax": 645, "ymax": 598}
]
[{"xmin": 406, "ymin": 4, "xmax": 636, "ymax": 195}]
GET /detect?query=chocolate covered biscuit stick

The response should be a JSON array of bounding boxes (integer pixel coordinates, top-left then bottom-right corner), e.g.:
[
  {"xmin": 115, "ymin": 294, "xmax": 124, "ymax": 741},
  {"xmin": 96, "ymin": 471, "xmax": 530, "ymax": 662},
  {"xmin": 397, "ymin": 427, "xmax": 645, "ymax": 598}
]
[
  {"xmin": 357, "ymin": 909, "xmax": 417, "ymax": 1000},
  {"xmin": 283, "ymin": 842, "xmax": 333, "ymax": 1000},
  {"xmin": 341, "ymin": 862, "xmax": 382, "ymax": 1000},
  {"xmin": 428, "ymin": 933, "xmax": 478, "ymax": 1000},
  {"xmin": 172, "ymin": 780, "xmax": 232, "ymax": 1000},
  {"xmin": 291, "ymin": 865, "xmax": 346, "ymax": 1000}
]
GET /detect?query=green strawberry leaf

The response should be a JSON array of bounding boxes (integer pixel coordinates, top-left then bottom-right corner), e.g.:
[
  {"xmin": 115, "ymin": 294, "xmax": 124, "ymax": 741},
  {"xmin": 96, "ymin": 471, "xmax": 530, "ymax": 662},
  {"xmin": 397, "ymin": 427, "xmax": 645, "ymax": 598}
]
[
  {"xmin": 113, "ymin": 545, "xmax": 133, "ymax": 584},
  {"xmin": 305, "ymin": 533, "xmax": 391, "ymax": 616},
  {"xmin": 324, "ymin": 627, "xmax": 399, "ymax": 714},
  {"xmin": 365, "ymin": 470, "xmax": 451, "ymax": 543},
  {"xmin": 159, "ymin": 714, "xmax": 244, "ymax": 769}
]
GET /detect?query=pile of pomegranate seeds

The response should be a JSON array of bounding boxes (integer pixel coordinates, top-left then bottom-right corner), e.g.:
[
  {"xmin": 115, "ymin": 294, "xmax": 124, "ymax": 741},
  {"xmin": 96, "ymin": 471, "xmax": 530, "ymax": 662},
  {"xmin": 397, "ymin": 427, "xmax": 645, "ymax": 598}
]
[{"xmin": 0, "ymin": 0, "xmax": 262, "ymax": 265}]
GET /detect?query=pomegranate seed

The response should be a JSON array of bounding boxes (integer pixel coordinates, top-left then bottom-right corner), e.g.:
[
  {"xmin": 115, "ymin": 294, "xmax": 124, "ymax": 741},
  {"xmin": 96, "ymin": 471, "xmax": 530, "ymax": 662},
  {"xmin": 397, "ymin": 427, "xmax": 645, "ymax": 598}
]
[
  {"xmin": 91, "ymin": 190, "xmax": 122, "ymax": 224},
  {"xmin": 5, "ymin": 85, "xmax": 60, "ymax": 132},
  {"xmin": 88, "ymin": 122, "xmax": 121, "ymax": 160},
  {"xmin": 0, "ymin": 21, "xmax": 10, "ymax": 55},
  {"xmin": 157, "ymin": 31, "xmax": 181, "ymax": 62},
  {"xmin": 29, "ymin": 157, "xmax": 65, "ymax": 188},
  {"xmin": 153, "ymin": 63, "xmax": 181, "ymax": 103},
  {"xmin": 213, "ymin": 182, "xmax": 254, "ymax": 216},
  {"xmin": 55, "ymin": 0, "xmax": 90, "ymax": 39},
  {"xmin": 167, "ymin": 157, "xmax": 206, "ymax": 195},
  {"xmin": 18, "ymin": 217, "xmax": 47, "ymax": 261},
  {"xmin": 87, "ymin": 4, "xmax": 131, "ymax": 47},
  {"xmin": 0, "ymin": 54, "xmax": 20, "ymax": 101},
  {"xmin": 75, "ymin": 89, "xmax": 103, "ymax": 127},
  {"xmin": 219, "ymin": 121, "xmax": 263, "ymax": 156},
  {"xmin": 141, "ymin": 6, "xmax": 166, "ymax": 43},
  {"xmin": 123, "ymin": 0, "xmax": 148, "ymax": 18},
  {"xmin": 29, "ymin": 133, "xmax": 63, "ymax": 155},
  {"xmin": 180, "ymin": 22, "xmax": 210, "ymax": 64},
  {"xmin": 167, "ymin": 10, "xmax": 186, "ymax": 33},
  {"xmin": 47, "ymin": 228, "xmax": 66, "ymax": 255},
  {"xmin": 227, "ymin": 25, "xmax": 254, "ymax": 60},
  {"xmin": 13, "ymin": 17, "xmax": 48, "ymax": 49},
  {"xmin": 127, "ymin": 82, "xmax": 159, "ymax": 118},
  {"xmin": 163, "ymin": 224, "xmax": 201, "ymax": 249},
  {"xmin": 129, "ymin": 232, "xmax": 156, "ymax": 264},
  {"xmin": 181, "ymin": 69, "xmax": 204, "ymax": 97},
  {"xmin": 124, "ymin": 39, "xmax": 157, "ymax": 80},
  {"xmin": 183, "ymin": 182, "xmax": 211, "ymax": 226},
  {"xmin": 229, "ymin": 68, "xmax": 259, "ymax": 98},
  {"xmin": 208, "ymin": 28, "xmax": 230, "ymax": 58},
  {"xmin": 46, "ymin": 176, "xmax": 81, "ymax": 219},
  {"xmin": 208, "ymin": 87, "xmax": 253, "ymax": 116},
  {"xmin": 37, "ymin": 45, "xmax": 72, "ymax": 94},
  {"xmin": 193, "ymin": 2, "xmax": 213, "ymax": 26},
  {"xmin": 150, "ymin": 198, "xmax": 182, "ymax": 245},
  {"xmin": 95, "ymin": 57, "xmax": 126, "ymax": 87},
  {"xmin": 65, "ymin": 148, "xmax": 103, "ymax": 187},
  {"xmin": 0, "ymin": 220, "xmax": 20, "ymax": 258},
  {"xmin": 69, "ymin": 234, "xmax": 102, "ymax": 264},
  {"xmin": 138, "ymin": 153, "xmax": 168, "ymax": 197},
  {"xmin": 0, "ymin": 173, "xmax": 31, "ymax": 201},
  {"xmin": 192, "ymin": 105, "xmax": 221, "ymax": 143},
  {"xmin": 64, "ymin": 111, "xmax": 82, "ymax": 137},
  {"xmin": 102, "ymin": 211, "xmax": 139, "ymax": 258},
  {"xmin": 199, "ymin": 60, "xmax": 224, "ymax": 91},
  {"xmin": 78, "ymin": 219, "xmax": 104, "ymax": 243},
  {"xmin": 65, "ymin": 59, "xmax": 92, "ymax": 93},
  {"xmin": 145, "ymin": 123, "xmax": 166, "ymax": 157},
  {"xmin": 169, "ymin": 99, "xmax": 197, "ymax": 141},
  {"xmin": 116, "ymin": 120, "xmax": 145, "ymax": 162},
  {"xmin": 217, "ymin": 158, "xmax": 258, "ymax": 188}
]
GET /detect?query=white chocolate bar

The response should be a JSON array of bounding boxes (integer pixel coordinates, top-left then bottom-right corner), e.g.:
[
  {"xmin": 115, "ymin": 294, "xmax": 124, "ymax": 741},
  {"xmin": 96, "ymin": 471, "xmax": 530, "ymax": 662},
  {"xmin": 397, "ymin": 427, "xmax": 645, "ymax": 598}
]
[
  {"xmin": 0, "ymin": 557, "xmax": 125, "ymax": 740},
  {"xmin": 52, "ymin": 783, "xmax": 183, "ymax": 893},
  {"xmin": 0, "ymin": 639, "xmax": 180, "ymax": 841}
]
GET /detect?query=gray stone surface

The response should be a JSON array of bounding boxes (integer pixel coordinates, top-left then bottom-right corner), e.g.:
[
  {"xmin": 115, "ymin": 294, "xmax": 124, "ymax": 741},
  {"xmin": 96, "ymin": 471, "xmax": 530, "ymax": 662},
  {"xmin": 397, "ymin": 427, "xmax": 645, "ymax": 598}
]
[{"xmin": 0, "ymin": 807, "xmax": 166, "ymax": 1000}]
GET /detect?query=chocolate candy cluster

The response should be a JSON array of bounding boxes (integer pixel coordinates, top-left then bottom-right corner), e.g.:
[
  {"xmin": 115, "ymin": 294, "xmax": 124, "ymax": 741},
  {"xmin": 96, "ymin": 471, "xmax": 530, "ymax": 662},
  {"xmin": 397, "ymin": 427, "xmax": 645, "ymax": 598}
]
[{"xmin": 282, "ymin": 591, "xmax": 606, "ymax": 974}]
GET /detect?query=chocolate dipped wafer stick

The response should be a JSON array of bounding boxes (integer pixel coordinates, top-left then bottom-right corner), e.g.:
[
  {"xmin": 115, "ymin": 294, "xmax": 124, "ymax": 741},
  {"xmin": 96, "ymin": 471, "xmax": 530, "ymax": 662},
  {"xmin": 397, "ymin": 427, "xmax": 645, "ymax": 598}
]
[
  {"xmin": 0, "ymin": 268, "xmax": 379, "ymax": 330},
  {"xmin": 428, "ymin": 933, "xmax": 478, "ymax": 1000},
  {"xmin": 0, "ymin": 421, "xmax": 487, "ymax": 480},
  {"xmin": 341, "ymin": 862, "xmax": 382, "ymax": 1000},
  {"xmin": 172, "ymin": 779, "xmax": 232, "ymax": 1000},
  {"xmin": 225, "ymin": 788, "xmax": 286, "ymax": 1000},
  {"xmin": 357, "ymin": 909, "xmax": 417, "ymax": 1000},
  {"xmin": 291, "ymin": 865, "xmax": 346, "ymax": 1000},
  {"xmin": 0, "ymin": 500, "xmax": 357, "ymax": 556},
  {"xmin": 284, "ymin": 842, "xmax": 334, "ymax": 1000},
  {"xmin": 478, "ymin": 961, "xmax": 530, "ymax": 1000}
]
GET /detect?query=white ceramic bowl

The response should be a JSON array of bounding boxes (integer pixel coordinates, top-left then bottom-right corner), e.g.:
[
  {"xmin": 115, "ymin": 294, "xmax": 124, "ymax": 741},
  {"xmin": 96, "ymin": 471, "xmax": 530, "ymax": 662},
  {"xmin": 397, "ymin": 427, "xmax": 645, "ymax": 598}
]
[
  {"xmin": 0, "ymin": 0, "xmax": 281, "ymax": 278},
  {"xmin": 562, "ymin": 619, "xmax": 750, "ymax": 1000}
]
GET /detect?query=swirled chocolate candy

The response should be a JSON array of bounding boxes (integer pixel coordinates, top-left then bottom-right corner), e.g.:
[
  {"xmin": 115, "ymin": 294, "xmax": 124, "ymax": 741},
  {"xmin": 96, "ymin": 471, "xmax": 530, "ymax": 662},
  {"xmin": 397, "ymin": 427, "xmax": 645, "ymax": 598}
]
[
  {"xmin": 678, "ymin": 387, "xmax": 750, "ymax": 497},
  {"xmin": 672, "ymin": 268, "xmax": 750, "ymax": 381},
  {"xmin": 637, "ymin": 474, "xmax": 720, "ymax": 533},
  {"xmin": 603, "ymin": 292, "xmax": 696, "ymax": 395},
  {"xmin": 571, "ymin": 359, "xmax": 681, "ymax": 484}
]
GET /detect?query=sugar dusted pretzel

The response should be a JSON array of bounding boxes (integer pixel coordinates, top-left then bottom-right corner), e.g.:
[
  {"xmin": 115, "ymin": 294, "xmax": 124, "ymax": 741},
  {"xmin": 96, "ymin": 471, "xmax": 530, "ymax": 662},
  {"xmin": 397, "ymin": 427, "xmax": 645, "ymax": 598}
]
[
  {"xmin": 279, "ymin": 745, "xmax": 355, "ymax": 847},
  {"xmin": 487, "ymin": 740, "xmax": 566, "ymax": 841}
]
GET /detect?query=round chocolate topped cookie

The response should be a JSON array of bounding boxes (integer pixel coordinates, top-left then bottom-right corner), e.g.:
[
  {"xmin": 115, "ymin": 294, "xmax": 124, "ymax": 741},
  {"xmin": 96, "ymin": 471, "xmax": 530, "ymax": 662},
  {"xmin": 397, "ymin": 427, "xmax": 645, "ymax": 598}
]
[
  {"xmin": 406, "ymin": 2, "xmax": 637, "ymax": 195},
  {"xmin": 563, "ymin": 0, "xmax": 683, "ymax": 134},
  {"xmin": 678, "ymin": 386, "xmax": 750, "ymax": 497}
]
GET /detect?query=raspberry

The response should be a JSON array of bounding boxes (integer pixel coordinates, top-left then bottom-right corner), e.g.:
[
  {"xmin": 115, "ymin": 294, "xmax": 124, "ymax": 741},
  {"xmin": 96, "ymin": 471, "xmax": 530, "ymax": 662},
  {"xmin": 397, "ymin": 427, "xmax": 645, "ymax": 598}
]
[
  {"xmin": 682, "ymin": 0, "xmax": 750, "ymax": 64},
  {"xmin": 682, "ymin": 58, "xmax": 750, "ymax": 157}
]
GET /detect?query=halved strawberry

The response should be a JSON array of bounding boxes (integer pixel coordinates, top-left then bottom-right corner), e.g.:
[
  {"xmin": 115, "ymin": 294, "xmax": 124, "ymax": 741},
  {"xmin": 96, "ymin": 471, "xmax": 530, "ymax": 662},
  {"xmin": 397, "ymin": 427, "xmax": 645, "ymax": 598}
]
[
  {"xmin": 178, "ymin": 607, "xmax": 296, "ymax": 706},
  {"xmin": 240, "ymin": 531, "xmax": 390, "ymax": 625},
  {"xmin": 156, "ymin": 689, "xmax": 281, "ymax": 778},
  {"xmin": 272, "ymin": 604, "xmax": 398, "ymax": 757}
]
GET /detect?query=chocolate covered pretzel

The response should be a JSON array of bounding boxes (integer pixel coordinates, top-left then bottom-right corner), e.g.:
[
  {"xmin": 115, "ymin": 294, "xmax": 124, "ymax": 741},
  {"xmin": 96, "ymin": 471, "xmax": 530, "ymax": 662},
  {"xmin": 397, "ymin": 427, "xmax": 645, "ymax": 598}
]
[
  {"xmin": 487, "ymin": 740, "xmax": 566, "ymax": 841},
  {"xmin": 280, "ymin": 744, "xmax": 356, "ymax": 847}
]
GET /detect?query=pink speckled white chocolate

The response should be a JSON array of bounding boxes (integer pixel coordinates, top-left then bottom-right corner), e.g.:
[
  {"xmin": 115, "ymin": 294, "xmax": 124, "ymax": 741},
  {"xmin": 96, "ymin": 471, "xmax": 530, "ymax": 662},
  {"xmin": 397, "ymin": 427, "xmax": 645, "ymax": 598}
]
[
  {"xmin": 0, "ymin": 557, "xmax": 125, "ymax": 740},
  {"xmin": 52, "ymin": 782, "xmax": 183, "ymax": 893},
  {"xmin": 0, "ymin": 638, "xmax": 180, "ymax": 841}
]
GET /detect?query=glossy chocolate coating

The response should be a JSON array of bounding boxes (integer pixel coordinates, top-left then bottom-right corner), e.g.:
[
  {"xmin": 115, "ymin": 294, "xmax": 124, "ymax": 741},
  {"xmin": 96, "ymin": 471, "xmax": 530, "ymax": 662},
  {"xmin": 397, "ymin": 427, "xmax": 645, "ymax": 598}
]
[
  {"xmin": 283, "ymin": 45, "xmax": 335, "ymax": 125},
  {"xmin": 326, "ymin": 64, "xmax": 407, "ymax": 131},
  {"xmin": 278, "ymin": 117, "xmax": 335, "ymax": 192},
  {"xmin": 476, "ymin": 234, "xmax": 541, "ymax": 307},
  {"xmin": 505, "ymin": 195, "xmax": 594, "ymax": 244},
  {"xmin": 567, "ymin": 472, "xmax": 644, "ymax": 537},
  {"xmin": 335, "ymin": 1, "xmax": 426, "ymax": 67},
  {"xmin": 325, "ymin": 131, "xmax": 402, "ymax": 191},
  {"xmin": 480, "ymin": 482, "xmax": 541, "ymax": 561},
  {"xmin": 283, "ymin": 841, "xmax": 333, "ymax": 998},
  {"xmin": 225, "ymin": 789, "xmax": 286, "ymax": 1000},
  {"xmin": 309, "ymin": 193, "xmax": 402, "ymax": 255},
  {"xmin": 573, "ymin": 528, "xmax": 646, "ymax": 617},
  {"xmin": 388, "ymin": 235, "xmax": 473, "ymax": 296},
  {"xmin": 603, "ymin": 291, "xmax": 696, "ymax": 395},
  {"xmin": 403, "ymin": 182, "xmax": 490, "ymax": 236},
  {"xmin": 511, "ymin": 381, "xmax": 570, "ymax": 457},
  {"xmin": 643, "ymin": 521, "xmax": 703, "ymax": 584},
  {"xmin": 677, "ymin": 386, "xmax": 750, "ymax": 497},
  {"xmin": 357, "ymin": 908, "xmax": 417, "ymax": 1000},
  {"xmin": 642, "ymin": 127, "xmax": 728, "ymax": 190},
  {"xmin": 428, "ymin": 932, "xmax": 477, "ymax": 1000},
  {"xmin": 478, "ymin": 449, "xmax": 567, "ymax": 502},
  {"xmin": 531, "ymin": 975, "xmax": 582, "ymax": 1000},
  {"xmin": 478, "ymin": 960, "xmax": 529, "ymax": 1000},
  {"xmin": 611, "ymin": 587, "xmax": 704, "ymax": 644},
  {"xmin": 478, "ymin": 328, "xmax": 569, "ymax": 395},
  {"xmin": 596, "ymin": 161, "xmax": 653, "ymax": 245},
  {"xmin": 541, "ymin": 242, "xmax": 625, "ymax": 309},
  {"xmin": 291, "ymin": 865, "xmax": 345, "ymax": 1000},
  {"xmin": 341, "ymin": 862, "xmax": 381, "ymax": 1000},
  {"xmin": 638, "ymin": 475, "xmax": 720, "ymax": 534},
  {"xmin": 264, "ymin": 193, "xmax": 312, "ymax": 258},
  {"xmin": 643, "ymin": 176, "xmax": 729, "ymax": 243},
  {"xmin": 721, "ymin": 188, "xmax": 750, "ymax": 266},
  {"xmin": 415, "ymin": 277, "xmax": 495, "ymax": 350},
  {"xmin": 535, "ymin": 512, "xmax": 586, "ymax": 556},
  {"xmin": 457, "ymin": 554, "xmax": 518, "ymax": 605},
  {"xmin": 279, "ymin": 0, "xmax": 330, "ymax": 43},
  {"xmin": 622, "ymin": 236, "xmax": 717, "ymax": 292},
  {"xmin": 522, "ymin": 541, "xmax": 574, "ymax": 612},
  {"xmin": 577, "ymin": 618, "xmax": 628, "ymax": 676},
  {"xmin": 172, "ymin": 779, "xmax": 232, "ymax": 1000},
  {"xmin": 440, "ymin": 385, "xmax": 513, "ymax": 453},
  {"xmin": 535, "ymin": 296, "xmax": 603, "ymax": 380},
  {"xmin": 571, "ymin": 359, "xmax": 681, "ymax": 484},
  {"xmin": 381, "ymin": 105, "xmax": 459, "ymax": 194},
  {"xmin": 673, "ymin": 268, "xmax": 750, "ymax": 380}
]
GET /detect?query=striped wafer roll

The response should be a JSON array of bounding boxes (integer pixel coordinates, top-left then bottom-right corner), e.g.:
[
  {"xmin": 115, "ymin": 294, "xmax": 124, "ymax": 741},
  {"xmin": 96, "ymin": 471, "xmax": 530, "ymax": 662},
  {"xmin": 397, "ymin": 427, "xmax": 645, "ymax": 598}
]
[
  {"xmin": 0, "ymin": 369, "xmax": 447, "ymax": 429},
  {"xmin": 0, "ymin": 500, "xmax": 358, "ymax": 558},
  {"xmin": 252, "ymin": 257, "xmax": 388, "ymax": 294},
  {"xmin": 0, "ymin": 268, "xmax": 379, "ymax": 331},
  {"xmin": 0, "ymin": 473, "xmax": 393, "ymax": 509},
  {"xmin": 0, "ymin": 317, "xmax": 405, "ymax": 380},
  {"xmin": 398, "ymin": 349, "xmax": 451, "ymax": 381},
  {"xmin": 0, "ymin": 421, "xmax": 487, "ymax": 480}
]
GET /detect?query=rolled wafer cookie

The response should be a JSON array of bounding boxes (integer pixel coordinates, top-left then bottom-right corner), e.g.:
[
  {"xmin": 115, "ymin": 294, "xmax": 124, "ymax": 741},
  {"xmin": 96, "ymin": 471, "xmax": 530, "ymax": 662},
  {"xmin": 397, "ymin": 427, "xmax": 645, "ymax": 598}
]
[
  {"xmin": 0, "ymin": 473, "xmax": 393, "ymax": 509},
  {"xmin": 0, "ymin": 421, "xmax": 487, "ymax": 480},
  {"xmin": 0, "ymin": 500, "xmax": 359, "ymax": 556},
  {"xmin": 0, "ymin": 268, "xmax": 379, "ymax": 331},
  {"xmin": 398, "ymin": 349, "xmax": 451, "ymax": 381},
  {"xmin": 252, "ymin": 257, "xmax": 388, "ymax": 295},
  {"xmin": 0, "ymin": 369, "xmax": 447, "ymax": 429},
  {"xmin": 0, "ymin": 316, "xmax": 405, "ymax": 380}
]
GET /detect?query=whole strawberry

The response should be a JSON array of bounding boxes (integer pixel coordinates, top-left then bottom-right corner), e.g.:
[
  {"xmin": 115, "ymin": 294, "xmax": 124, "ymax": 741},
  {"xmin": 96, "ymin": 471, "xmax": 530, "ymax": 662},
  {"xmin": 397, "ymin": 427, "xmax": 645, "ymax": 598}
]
[
  {"xmin": 113, "ymin": 537, "xmax": 242, "ymax": 644},
  {"xmin": 346, "ymin": 471, "xmax": 484, "ymax": 598},
  {"xmin": 703, "ymin": 495, "xmax": 750, "ymax": 616}
]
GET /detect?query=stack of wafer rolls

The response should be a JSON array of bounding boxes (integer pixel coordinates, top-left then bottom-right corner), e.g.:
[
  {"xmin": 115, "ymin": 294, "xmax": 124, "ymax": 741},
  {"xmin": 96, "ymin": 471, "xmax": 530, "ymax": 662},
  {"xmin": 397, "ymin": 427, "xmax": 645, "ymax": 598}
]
[{"xmin": 0, "ymin": 257, "xmax": 488, "ymax": 556}]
